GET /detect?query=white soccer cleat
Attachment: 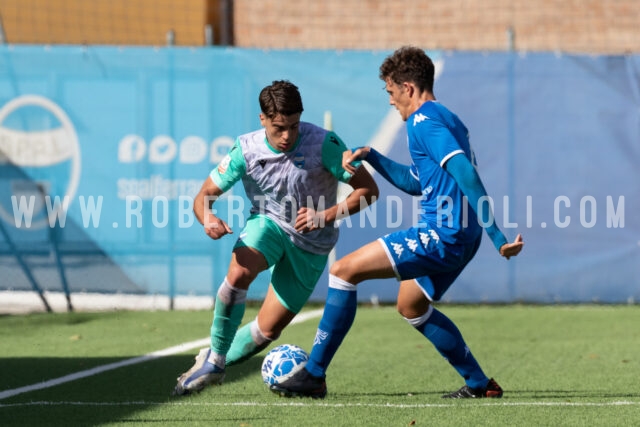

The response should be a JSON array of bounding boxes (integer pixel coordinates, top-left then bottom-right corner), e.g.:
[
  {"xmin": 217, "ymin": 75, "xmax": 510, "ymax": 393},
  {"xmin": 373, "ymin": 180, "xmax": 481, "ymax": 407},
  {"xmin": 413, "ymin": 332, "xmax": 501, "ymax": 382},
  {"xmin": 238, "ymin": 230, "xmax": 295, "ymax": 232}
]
[{"xmin": 173, "ymin": 347, "xmax": 225, "ymax": 396}]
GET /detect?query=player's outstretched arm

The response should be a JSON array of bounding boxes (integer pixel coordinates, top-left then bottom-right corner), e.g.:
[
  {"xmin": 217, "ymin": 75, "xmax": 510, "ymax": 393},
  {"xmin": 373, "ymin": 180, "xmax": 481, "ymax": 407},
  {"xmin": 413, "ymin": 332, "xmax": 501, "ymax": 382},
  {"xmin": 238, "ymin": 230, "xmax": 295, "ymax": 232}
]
[
  {"xmin": 343, "ymin": 146, "xmax": 421, "ymax": 196},
  {"xmin": 444, "ymin": 153, "xmax": 524, "ymax": 257}
]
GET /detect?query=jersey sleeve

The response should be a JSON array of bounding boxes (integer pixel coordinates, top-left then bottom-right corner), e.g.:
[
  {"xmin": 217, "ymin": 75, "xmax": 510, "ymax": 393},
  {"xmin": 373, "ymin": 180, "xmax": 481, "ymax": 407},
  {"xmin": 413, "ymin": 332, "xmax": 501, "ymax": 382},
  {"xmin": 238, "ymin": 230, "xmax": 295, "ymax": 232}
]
[
  {"xmin": 209, "ymin": 139, "xmax": 246, "ymax": 192},
  {"xmin": 411, "ymin": 120, "xmax": 464, "ymax": 168},
  {"xmin": 321, "ymin": 131, "xmax": 352, "ymax": 183},
  {"xmin": 445, "ymin": 153, "xmax": 508, "ymax": 251},
  {"xmin": 364, "ymin": 147, "xmax": 421, "ymax": 195}
]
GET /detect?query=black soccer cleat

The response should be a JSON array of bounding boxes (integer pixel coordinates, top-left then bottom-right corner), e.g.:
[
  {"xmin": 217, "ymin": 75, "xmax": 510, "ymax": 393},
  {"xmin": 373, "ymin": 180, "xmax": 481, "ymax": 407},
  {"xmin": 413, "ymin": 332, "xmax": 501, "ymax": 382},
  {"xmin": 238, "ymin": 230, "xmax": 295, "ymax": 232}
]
[
  {"xmin": 442, "ymin": 377, "xmax": 503, "ymax": 399},
  {"xmin": 269, "ymin": 367, "xmax": 327, "ymax": 399}
]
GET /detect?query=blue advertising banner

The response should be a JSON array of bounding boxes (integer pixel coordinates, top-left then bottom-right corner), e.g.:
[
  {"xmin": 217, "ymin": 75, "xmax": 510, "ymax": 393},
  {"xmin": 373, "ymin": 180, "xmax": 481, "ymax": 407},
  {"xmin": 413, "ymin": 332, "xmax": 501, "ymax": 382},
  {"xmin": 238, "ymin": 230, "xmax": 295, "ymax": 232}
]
[{"xmin": 0, "ymin": 46, "xmax": 638, "ymax": 303}]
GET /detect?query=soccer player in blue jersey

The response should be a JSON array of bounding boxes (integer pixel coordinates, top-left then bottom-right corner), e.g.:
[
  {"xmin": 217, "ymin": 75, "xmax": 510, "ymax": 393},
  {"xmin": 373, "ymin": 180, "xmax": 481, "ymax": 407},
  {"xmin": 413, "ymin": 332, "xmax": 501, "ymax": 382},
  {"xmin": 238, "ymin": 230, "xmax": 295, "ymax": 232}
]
[
  {"xmin": 271, "ymin": 47, "xmax": 524, "ymax": 399},
  {"xmin": 173, "ymin": 80, "xmax": 378, "ymax": 395}
]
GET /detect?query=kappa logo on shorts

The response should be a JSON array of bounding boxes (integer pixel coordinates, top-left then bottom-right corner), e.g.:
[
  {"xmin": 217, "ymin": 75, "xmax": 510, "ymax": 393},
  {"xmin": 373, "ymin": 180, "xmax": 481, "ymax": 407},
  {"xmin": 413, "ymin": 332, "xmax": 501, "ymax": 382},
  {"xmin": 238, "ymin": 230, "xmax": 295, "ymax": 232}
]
[
  {"xmin": 420, "ymin": 230, "xmax": 441, "ymax": 249},
  {"xmin": 405, "ymin": 238, "xmax": 418, "ymax": 252},
  {"xmin": 391, "ymin": 242, "xmax": 404, "ymax": 258}
]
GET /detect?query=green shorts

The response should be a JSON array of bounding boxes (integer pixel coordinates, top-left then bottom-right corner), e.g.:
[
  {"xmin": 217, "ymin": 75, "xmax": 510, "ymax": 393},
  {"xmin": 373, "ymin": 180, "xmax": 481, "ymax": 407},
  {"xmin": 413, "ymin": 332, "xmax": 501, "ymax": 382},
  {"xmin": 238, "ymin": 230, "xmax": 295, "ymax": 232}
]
[{"xmin": 234, "ymin": 214, "xmax": 328, "ymax": 313}]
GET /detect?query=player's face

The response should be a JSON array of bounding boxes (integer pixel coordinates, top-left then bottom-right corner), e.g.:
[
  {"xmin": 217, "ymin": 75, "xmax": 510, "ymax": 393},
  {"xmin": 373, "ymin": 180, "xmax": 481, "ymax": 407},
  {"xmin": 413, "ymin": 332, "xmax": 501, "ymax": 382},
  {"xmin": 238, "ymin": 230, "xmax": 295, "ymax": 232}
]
[
  {"xmin": 385, "ymin": 78, "xmax": 411, "ymax": 121},
  {"xmin": 261, "ymin": 113, "xmax": 301, "ymax": 152}
]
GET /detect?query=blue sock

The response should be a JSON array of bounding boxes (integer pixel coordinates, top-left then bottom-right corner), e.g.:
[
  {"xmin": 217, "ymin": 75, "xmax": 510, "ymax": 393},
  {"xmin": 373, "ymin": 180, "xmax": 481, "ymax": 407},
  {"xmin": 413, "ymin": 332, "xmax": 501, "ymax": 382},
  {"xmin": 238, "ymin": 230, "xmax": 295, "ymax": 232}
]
[
  {"xmin": 305, "ymin": 275, "xmax": 357, "ymax": 377},
  {"xmin": 410, "ymin": 307, "xmax": 488, "ymax": 389}
]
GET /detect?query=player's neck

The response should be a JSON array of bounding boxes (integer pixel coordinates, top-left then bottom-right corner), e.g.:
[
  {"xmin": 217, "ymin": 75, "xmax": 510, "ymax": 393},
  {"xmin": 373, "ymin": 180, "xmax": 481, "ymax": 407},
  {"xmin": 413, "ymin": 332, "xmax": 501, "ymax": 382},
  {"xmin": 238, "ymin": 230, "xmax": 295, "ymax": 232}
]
[
  {"xmin": 418, "ymin": 90, "xmax": 435, "ymax": 104},
  {"xmin": 410, "ymin": 91, "xmax": 435, "ymax": 114}
]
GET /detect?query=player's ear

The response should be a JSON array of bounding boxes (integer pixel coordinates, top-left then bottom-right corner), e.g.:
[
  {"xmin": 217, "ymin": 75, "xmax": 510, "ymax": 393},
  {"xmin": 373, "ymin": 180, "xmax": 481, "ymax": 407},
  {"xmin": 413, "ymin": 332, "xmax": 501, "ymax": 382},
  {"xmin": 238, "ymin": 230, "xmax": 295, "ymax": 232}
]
[
  {"xmin": 403, "ymin": 82, "xmax": 414, "ymax": 97},
  {"xmin": 259, "ymin": 113, "xmax": 267, "ymax": 127}
]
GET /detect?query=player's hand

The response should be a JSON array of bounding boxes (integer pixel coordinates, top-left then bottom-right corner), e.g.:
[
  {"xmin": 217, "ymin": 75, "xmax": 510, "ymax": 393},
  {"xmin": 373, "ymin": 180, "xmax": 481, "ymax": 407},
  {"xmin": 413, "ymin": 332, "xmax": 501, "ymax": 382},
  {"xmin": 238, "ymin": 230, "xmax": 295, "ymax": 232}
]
[
  {"xmin": 342, "ymin": 146, "xmax": 370, "ymax": 175},
  {"xmin": 203, "ymin": 214, "xmax": 233, "ymax": 240},
  {"xmin": 500, "ymin": 234, "xmax": 524, "ymax": 259},
  {"xmin": 295, "ymin": 207, "xmax": 324, "ymax": 233}
]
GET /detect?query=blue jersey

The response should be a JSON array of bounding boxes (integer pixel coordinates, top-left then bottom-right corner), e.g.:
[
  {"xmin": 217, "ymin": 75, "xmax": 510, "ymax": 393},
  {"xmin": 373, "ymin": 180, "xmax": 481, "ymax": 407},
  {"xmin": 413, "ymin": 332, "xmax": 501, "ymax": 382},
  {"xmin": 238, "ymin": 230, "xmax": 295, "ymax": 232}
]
[{"xmin": 407, "ymin": 101, "xmax": 482, "ymax": 244}]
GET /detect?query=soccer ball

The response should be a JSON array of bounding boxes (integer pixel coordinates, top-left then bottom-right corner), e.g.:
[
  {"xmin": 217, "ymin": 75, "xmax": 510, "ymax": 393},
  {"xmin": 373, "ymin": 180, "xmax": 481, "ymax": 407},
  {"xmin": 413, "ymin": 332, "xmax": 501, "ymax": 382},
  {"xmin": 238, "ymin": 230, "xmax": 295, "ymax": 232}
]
[{"xmin": 261, "ymin": 344, "xmax": 309, "ymax": 386}]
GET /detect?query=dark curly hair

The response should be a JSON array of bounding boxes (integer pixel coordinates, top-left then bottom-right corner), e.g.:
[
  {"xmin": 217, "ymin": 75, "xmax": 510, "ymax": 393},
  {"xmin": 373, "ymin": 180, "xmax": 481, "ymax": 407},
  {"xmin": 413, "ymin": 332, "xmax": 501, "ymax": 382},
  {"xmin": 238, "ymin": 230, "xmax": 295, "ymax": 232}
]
[
  {"xmin": 259, "ymin": 80, "xmax": 304, "ymax": 119},
  {"xmin": 379, "ymin": 46, "xmax": 435, "ymax": 94}
]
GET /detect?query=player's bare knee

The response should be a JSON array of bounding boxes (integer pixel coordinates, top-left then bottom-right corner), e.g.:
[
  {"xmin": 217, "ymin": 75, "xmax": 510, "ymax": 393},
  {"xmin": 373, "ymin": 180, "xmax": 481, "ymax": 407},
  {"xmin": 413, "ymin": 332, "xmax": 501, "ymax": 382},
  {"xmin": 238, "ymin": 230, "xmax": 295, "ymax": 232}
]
[
  {"xmin": 402, "ymin": 304, "xmax": 434, "ymax": 328},
  {"xmin": 226, "ymin": 265, "xmax": 258, "ymax": 288},
  {"xmin": 329, "ymin": 258, "xmax": 354, "ymax": 282},
  {"xmin": 397, "ymin": 303, "xmax": 413, "ymax": 318},
  {"xmin": 397, "ymin": 300, "xmax": 432, "ymax": 320}
]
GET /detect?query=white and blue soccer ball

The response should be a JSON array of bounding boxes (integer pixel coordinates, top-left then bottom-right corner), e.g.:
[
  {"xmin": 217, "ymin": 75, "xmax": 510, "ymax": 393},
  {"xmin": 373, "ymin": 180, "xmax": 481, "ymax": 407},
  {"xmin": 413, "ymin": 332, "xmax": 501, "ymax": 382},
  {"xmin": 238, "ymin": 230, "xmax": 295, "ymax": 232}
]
[{"xmin": 261, "ymin": 344, "xmax": 309, "ymax": 386}]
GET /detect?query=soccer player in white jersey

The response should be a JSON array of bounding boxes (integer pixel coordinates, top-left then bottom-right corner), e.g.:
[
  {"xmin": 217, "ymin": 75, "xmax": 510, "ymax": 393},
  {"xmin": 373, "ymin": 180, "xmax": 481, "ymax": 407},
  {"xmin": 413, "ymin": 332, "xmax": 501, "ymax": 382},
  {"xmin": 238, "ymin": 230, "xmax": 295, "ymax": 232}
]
[
  {"xmin": 173, "ymin": 80, "xmax": 378, "ymax": 395},
  {"xmin": 271, "ymin": 47, "xmax": 524, "ymax": 399}
]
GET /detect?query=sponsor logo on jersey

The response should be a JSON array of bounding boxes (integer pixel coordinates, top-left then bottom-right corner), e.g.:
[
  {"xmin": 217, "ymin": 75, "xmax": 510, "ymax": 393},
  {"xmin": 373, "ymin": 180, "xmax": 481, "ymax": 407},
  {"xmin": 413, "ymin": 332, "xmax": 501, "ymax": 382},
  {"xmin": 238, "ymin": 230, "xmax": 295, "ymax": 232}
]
[{"xmin": 258, "ymin": 159, "xmax": 267, "ymax": 168}]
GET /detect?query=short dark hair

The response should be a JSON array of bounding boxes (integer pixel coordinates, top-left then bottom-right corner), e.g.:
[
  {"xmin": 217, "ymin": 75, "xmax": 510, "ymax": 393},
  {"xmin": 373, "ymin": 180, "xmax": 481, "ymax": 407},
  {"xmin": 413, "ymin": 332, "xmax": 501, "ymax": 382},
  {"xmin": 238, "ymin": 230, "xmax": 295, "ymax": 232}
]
[
  {"xmin": 379, "ymin": 46, "xmax": 435, "ymax": 94},
  {"xmin": 259, "ymin": 80, "xmax": 304, "ymax": 119}
]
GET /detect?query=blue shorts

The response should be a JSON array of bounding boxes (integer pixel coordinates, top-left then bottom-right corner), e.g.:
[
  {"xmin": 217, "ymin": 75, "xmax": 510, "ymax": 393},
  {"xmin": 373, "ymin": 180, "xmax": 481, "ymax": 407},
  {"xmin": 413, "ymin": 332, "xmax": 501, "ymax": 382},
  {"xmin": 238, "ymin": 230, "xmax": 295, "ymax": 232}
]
[{"xmin": 379, "ymin": 227, "xmax": 481, "ymax": 301}]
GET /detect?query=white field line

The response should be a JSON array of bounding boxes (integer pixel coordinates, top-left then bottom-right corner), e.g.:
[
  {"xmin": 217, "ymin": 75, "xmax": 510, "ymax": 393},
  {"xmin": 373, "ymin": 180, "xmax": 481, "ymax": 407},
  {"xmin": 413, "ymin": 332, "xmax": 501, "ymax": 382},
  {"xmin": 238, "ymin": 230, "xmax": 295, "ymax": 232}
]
[
  {"xmin": 1, "ymin": 400, "xmax": 639, "ymax": 409},
  {"xmin": 0, "ymin": 308, "xmax": 324, "ymax": 401}
]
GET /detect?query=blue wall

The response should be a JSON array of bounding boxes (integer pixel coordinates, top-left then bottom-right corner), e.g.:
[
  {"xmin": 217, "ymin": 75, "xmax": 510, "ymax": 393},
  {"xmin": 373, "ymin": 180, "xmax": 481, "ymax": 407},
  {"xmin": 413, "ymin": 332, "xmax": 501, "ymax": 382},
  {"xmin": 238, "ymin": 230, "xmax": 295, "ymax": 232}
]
[{"xmin": 1, "ymin": 46, "xmax": 638, "ymax": 303}]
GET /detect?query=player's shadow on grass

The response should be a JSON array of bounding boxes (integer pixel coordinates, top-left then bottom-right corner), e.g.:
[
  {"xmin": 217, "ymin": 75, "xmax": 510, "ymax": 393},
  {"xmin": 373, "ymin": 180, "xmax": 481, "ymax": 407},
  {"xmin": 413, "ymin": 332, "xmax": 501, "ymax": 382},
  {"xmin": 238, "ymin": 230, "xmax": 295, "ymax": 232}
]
[
  {"xmin": 337, "ymin": 388, "xmax": 640, "ymax": 400},
  {"xmin": 336, "ymin": 390, "xmax": 444, "ymax": 399},
  {"xmin": 0, "ymin": 355, "xmax": 267, "ymax": 426},
  {"xmin": 223, "ymin": 356, "xmax": 264, "ymax": 382},
  {"xmin": 505, "ymin": 389, "xmax": 640, "ymax": 399}
]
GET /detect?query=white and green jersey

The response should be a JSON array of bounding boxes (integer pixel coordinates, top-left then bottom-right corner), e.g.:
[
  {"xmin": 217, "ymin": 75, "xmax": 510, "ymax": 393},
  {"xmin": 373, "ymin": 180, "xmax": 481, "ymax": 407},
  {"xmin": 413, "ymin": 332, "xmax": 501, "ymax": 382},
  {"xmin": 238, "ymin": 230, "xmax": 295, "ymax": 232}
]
[{"xmin": 210, "ymin": 121, "xmax": 353, "ymax": 255}]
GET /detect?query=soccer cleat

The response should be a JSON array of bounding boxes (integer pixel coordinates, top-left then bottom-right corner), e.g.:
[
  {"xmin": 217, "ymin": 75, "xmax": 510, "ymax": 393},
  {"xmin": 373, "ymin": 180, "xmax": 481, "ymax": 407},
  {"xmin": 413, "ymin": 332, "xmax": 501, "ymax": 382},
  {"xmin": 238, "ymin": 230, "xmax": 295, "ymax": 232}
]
[
  {"xmin": 172, "ymin": 347, "xmax": 225, "ymax": 396},
  {"xmin": 442, "ymin": 378, "xmax": 503, "ymax": 399},
  {"xmin": 269, "ymin": 367, "xmax": 327, "ymax": 399}
]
